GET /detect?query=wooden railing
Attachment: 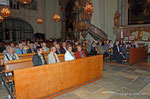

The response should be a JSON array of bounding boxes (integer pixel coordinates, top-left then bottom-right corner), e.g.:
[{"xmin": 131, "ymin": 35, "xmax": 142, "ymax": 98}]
[
  {"xmin": 129, "ymin": 47, "xmax": 148, "ymax": 65},
  {"xmin": 13, "ymin": 55, "xmax": 103, "ymax": 99},
  {"xmin": 86, "ymin": 23, "xmax": 108, "ymax": 41}
]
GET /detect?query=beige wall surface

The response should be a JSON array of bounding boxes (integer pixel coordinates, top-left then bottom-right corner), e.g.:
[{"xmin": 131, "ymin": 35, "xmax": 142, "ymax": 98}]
[{"xmin": 91, "ymin": 0, "xmax": 117, "ymax": 41}]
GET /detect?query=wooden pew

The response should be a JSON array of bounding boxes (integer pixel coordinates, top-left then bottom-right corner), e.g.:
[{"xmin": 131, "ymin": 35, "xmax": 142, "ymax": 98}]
[
  {"xmin": 4, "ymin": 54, "xmax": 65, "ymax": 72},
  {"xmin": 129, "ymin": 47, "xmax": 148, "ymax": 65},
  {"xmin": 0, "ymin": 51, "xmax": 50, "ymax": 66},
  {"xmin": 13, "ymin": 55, "xmax": 103, "ymax": 99}
]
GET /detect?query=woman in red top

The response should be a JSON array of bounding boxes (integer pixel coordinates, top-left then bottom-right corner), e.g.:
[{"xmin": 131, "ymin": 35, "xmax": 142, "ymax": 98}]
[{"xmin": 75, "ymin": 45, "xmax": 87, "ymax": 59}]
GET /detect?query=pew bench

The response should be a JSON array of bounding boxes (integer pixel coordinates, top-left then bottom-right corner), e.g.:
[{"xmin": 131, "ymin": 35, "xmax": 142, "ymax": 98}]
[{"xmin": 13, "ymin": 55, "xmax": 103, "ymax": 99}]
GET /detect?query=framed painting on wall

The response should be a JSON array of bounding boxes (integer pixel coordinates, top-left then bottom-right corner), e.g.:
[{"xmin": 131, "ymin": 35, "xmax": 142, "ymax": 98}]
[{"xmin": 128, "ymin": 0, "xmax": 150, "ymax": 25}]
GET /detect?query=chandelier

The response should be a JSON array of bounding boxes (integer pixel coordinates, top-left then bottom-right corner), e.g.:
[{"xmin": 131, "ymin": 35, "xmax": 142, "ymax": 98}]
[
  {"xmin": 53, "ymin": 14, "xmax": 61, "ymax": 22},
  {"xmin": 84, "ymin": 2, "xmax": 93, "ymax": 15},
  {"xmin": 1, "ymin": 6, "xmax": 11, "ymax": 17},
  {"xmin": 37, "ymin": 18, "xmax": 43, "ymax": 24},
  {"xmin": 0, "ymin": 16, "xmax": 4, "ymax": 23},
  {"xmin": 20, "ymin": 0, "xmax": 32, "ymax": 4}
]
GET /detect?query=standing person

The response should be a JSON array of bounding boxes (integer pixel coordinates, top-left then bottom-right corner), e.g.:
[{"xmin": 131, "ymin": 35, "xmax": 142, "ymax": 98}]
[
  {"xmin": 64, "ymin": 45, "xmax": 75, "ymax": 61},
  {"xmin": 4, "ymin": 47, "xmax": 19, "ymax": 62},
  {"xmin": 48, "ymin": 46, "xmax": 60, "ymax": 64},
  {"xmin": 104, "ymin": 40, "xmax": 110, "ymax": 57},
  {"xmin": 16, "ymin": 43, "xmax": 27, "ymax": 54},
  {"xmin": 32, "ymin": 46, "xmax": 47, "ymax": 66},
  {"xmin": 113, "ymin": 40, "xmax": 125, "ymax": 63},
  {"xmin": 75, "ymin": 45, "xmax": 87, "ymax": 59},
  {"xmin": 60, "ymin": 42, "xmax": 67, "ymax": 54}
]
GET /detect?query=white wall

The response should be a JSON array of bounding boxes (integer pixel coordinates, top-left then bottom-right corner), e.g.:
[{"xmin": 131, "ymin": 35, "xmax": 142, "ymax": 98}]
[
  {"xmin": 45, "ymin": 0, "xmax": 61, "ymax": 39},
  {"xmin": 91, "ymin": 0, "xmax": 117, "ymax": 41}
]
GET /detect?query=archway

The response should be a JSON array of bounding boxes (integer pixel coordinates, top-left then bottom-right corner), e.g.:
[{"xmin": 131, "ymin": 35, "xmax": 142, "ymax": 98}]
[{"xmin": 0, "ymin": 17, "xmax": 34, "ymax": 42}]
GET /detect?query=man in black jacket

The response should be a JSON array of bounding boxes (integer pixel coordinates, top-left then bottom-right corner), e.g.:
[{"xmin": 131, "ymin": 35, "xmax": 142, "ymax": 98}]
[
  {"xmin": 32, "ymin": 46, "xmax": 47, "ymax": 66},
  {"xmin": 113, "ymin": 40, "xmax": 125, "ymax": 63}
]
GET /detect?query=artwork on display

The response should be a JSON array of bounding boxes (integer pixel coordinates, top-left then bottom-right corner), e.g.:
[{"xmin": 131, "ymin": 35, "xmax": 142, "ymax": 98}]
[
  {"xmin": 128, "ymin": 0, "xmax": 150, "ymax": 25},
  {"xmin": 129, "ymin": 36, "xmax": 135, "ymax": 40},
  {"xmin": 142, "ymin": 35, "xmax": 149, "ymax": 40}
]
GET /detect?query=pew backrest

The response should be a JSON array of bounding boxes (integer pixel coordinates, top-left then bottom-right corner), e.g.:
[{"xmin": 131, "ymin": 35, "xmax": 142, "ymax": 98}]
[{"xmin": 4, "ymin": 54, "xmax": 65, "ymax": 72}]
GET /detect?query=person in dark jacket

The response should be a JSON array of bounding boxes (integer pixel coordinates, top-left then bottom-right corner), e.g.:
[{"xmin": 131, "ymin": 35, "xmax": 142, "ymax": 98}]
[
  {"xmin": 113, "ymin": 40, "xmax": 125, "ymax": 63},
  {"xmin": 32, "ymin": 46, "xmax": 47, "ymax": 66},
  {"xmin": 28, "ymin": 43, "xmax": 36, "ymax": 53}
]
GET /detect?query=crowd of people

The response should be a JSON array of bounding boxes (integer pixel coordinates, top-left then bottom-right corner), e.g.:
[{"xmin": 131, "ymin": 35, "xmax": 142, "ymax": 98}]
[{"xmin": 0, "ymin": 39, "xmax": 139, "ymax": 66}]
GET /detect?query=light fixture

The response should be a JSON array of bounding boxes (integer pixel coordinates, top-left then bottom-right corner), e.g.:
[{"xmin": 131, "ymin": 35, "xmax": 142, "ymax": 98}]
[
  {"xmin": 53, "ymin": 14, "xmax": 61, "ymax": 22},
  {"xmin": 84, "ymin": 2, "xmax": 93, "ymax": 15},
  {"xmin": 0, "ymin": 16, "xmax": 4, "ymax": 23},
  {"xmin": 147, "ymin": 0, "xmax": 150, "ymax": 4},
  {"xmin": 1, "ymin": 6, "xmax": 11, "ymax": 17},
  {"xmin": 19, "ymin": 0, "xmax": 32, "ymax": 4},
  {"xmin": 37, "ymin": 18, "xmax": 43, "ymax": 24}
]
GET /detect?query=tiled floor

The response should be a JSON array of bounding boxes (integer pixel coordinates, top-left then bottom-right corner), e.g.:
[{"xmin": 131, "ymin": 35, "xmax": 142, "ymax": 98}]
[{"xmin": 0, "ymin": 56, "xmax": 150, "ymax": 99}]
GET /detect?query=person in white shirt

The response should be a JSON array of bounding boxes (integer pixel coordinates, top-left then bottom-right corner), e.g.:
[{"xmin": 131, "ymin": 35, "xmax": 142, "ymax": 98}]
[
  {"xmin": 48, "ymin": 46, "xmax": 60, "ymax": 64},
  {"xmin": 64, "ymin": 45, "xmax": 75, "ymax": 61},
  {"xmin": 4, "ymin": 46, "xmax": 19, "ymax": 62}
]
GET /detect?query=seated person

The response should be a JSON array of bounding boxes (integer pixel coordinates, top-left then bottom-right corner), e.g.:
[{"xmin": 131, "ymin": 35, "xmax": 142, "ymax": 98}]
[
  {"xmin": 113, "ymin": 40, "xmax": 125, "ymax": 63},
  {"xmin": 32, "ymin": 46, "xmax": 47, "ymax": 66},
  {"xmin": 97, "ymin": 41, "xmax": 105, "ymax": 54},
  {"xmin": 4, "ymin": 46, "xmax": 19, "ymax": 62},
  {"xmin": 42, "ymin": 43, "xmax": 49, "ymax": 52},
  {"xmin": 120, "ymin": 42, "xmax": 129, "ymax": 60},
  {"xmin": 16, "ymin": 43, "xmax": 27, "ymax": 54},
  {"xmin": 104, "ymin": 40, "xmax": 110, "ymax": 57},
  {"xmin": 48, "ymin": 46, "xmax": 60, "ymax": 64},
  {"xmin": 60, "ymin": 42, "xmax": 67, "ymax": 54},
  {"xmin": 75, "ymin": 45, "xmax": 87, "ymax": 59},
  {"xmin": 55, "ymin": 44, "xmax": 62, "ymax": 54},
  {"xmin": 64, "ymin": 45, "xmax": 75, "ymax": 61},
  {"xmin": 28, "ymin": 43, "xmax": 36, "ymax": 53},
  {"xmin": 3, "ymin": 45, "xmax": 9, "ymax": 55}
]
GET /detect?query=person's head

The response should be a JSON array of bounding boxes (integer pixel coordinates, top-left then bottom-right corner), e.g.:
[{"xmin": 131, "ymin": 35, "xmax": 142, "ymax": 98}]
[
  {"xmin": 55, "ymin": 44, "xmax": 60, "ymax": 49},
  {"xmin": 115, "ymin": 40, "xmax": 120, "ymax": 45},
  {"xmin": 131, "ymin": 40, "xmax": 134, "ymax": 44},
  {"xmin": 42, "ymin": 43, "xmax": 46, "ymax": 48},
  {"xmin": 50, "ymin": 45, "xmax": 56, "ymax": 53},
  {"xmin": 10, "ymin": 42, "xmax": 15, "ymax": 47},
  {"xmin": 109, "ymin": 40, "xmax": 112, "ymax": 44},
  {"xmin": 6, "ymin": 45, "xmax": 10, "ymax": 52},
  {"xmin": 30, "ymin": 43, "xmax": 34, "ymax": 49},
  {"xmin": 36, "ymin": 46, "xmax": 43, "ymax": 55},
  {"xmin": 99, "ymin": 41, "xmax": 102, "ymax": 45},
  {"xmin": 8, "ymin": 47, "xmax": 15, "ymax": 54},
  {"xmin": 77, "ymin": 45, "xmax": 82, "ymax": 52},
  {"xmin": 106, "ymin": 40, "xmax": 109, "ymax": 44},
  {"xmin": 19, "ymin": 43, "xmax": 23, "ymax": 49},
  {"xmin": 67, "ymin": 45, "xmax": 72, "ymax": 52},
  {"xmin": 62, "ymin": 42, "xmax": 66, "ymax": 47},
  {"xmin": 34, "ymin": 42, "xmax": 38, "ymax": 46},
  {"xmin": 22, "ymin": 40, "xmax": 26, "ymax": 46},
  {"xmin": 53, "ymin": 41, "xmax": 57, "ymax": 46}
]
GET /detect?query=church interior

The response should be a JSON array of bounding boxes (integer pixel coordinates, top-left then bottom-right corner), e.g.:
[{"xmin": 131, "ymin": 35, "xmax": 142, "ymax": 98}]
[{"xmin": 0, "ymin": 0, "xmax": 150, "ymax": 99}]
